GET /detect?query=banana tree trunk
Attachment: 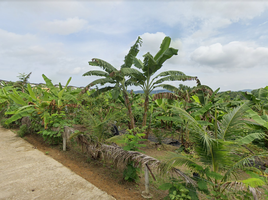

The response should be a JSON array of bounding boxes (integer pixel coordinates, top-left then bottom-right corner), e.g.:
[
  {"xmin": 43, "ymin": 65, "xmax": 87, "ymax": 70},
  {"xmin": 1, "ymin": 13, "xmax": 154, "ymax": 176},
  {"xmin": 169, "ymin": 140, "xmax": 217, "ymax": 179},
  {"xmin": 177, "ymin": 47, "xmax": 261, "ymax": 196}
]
[
  {"xmin": 124, "ymin": 93, "xmax": 135, "ymax": 130},
  {"xmin": 142, "ymin": 96, "xmax": 149, "ymax": 139}
]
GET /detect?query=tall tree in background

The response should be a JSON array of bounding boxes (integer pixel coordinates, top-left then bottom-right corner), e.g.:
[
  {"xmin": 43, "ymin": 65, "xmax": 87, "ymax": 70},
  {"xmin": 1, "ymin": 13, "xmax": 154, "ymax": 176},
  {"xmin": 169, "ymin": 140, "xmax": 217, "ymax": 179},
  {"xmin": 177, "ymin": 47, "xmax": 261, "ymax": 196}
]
[
  {"xmin": 129, "ymin": 36, "xmax": 197, "ymax": 138},
  {"xmin": 82, "ymin": 37, "xmax": 142, "ymax": 129}
]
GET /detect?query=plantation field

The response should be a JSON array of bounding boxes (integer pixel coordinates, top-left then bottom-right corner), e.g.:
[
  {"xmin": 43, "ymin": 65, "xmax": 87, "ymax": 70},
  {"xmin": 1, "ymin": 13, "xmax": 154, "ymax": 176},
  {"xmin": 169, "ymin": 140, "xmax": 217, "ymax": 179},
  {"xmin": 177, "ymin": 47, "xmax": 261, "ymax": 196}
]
[{"xmin": 1, "ymin": 36, "xmax": 268, "ymax": 199}]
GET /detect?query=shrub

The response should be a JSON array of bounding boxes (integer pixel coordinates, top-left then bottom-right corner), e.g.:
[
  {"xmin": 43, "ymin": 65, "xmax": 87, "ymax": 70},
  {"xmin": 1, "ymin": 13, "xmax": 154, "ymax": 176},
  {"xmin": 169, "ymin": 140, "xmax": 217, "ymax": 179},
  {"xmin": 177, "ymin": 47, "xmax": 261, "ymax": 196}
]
[
  {"xmin": 17, "ymin": 124, "xmax": 28, "ymax": 137},
  {"xmin": 122, "ymin": 127, "xmax": 146, "ymax": 183},
  {"xmin": 123, "ymin": 161, "xmax": 140, "ymax": 183},
  {"xmin": 0, "ymin": 117, "xmax": 21, "ymax": 129}
]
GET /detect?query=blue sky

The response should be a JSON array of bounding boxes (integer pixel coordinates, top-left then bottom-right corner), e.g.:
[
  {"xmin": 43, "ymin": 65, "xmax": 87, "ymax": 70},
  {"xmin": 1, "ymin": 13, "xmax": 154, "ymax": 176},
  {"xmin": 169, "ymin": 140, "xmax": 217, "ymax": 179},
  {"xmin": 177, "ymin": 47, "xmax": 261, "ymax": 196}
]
[{"xmin": 1, "ymin": 1, "xmax": 268, "ymax": 91}]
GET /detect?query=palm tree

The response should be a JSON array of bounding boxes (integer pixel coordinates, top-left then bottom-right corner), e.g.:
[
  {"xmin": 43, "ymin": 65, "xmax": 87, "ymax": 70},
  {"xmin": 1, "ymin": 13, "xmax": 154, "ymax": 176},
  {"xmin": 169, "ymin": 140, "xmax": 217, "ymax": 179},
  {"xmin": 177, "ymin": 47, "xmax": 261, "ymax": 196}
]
[
  {"xmin": 129, "ymin": 36, "xmax": 197, "ymax": 138},
  {"xmin": 160, "ymin": 103, "xmax": 267, "ymax": 199},
  {"xmin": 82, "ymin": 37, "xmax": 142, "ymax": 129}
]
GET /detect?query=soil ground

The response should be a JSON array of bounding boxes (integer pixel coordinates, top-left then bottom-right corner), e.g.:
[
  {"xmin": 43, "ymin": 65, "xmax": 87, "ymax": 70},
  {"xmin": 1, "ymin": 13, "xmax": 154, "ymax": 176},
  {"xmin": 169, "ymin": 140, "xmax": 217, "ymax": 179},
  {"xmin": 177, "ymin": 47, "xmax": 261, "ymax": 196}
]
[{"xmin": 23, "ymin": 132, "xmax": 178, "ymax": 200}]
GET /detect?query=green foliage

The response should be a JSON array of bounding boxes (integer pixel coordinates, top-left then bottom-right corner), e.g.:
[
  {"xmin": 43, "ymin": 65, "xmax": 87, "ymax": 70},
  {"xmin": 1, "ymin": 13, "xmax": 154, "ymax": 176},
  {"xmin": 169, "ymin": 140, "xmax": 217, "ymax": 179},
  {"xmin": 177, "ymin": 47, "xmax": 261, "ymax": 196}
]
[
  {"xmin": 123, "ymin": 127, "xmax": 146, "ymax": 151},
  {"xmin": 81, "ymin": 104, "xmax": 121, "ymax": 142},
  {"xmin": 17, "ymin": 124, "xmax": 29, "ymax": 137},
  {"xmin": 84, "ymin": 37, "xmax": 142, "ymax": 129},
  {"xmin": 28, "ymin": 112, "xmax": 42, "ymax": 134},
  {"xmin": 3, "ymin": 75, "xmax": 77, "ymax": 130},
  {"xmin": 159, "ymin": 178, "xmax": 196, "ymax": 200},
  {"xmin": 131, "ymin": 36, "xmax": 197, "ymax": 137},
  {"xmin": 121, "ymin": 127, "xmax": 146, "ymax": 183},
  {"xmin": 13, "ymin": 72, "xmax": 32, "ymax": 92},
  {"xmin": 0, "ymin": 117, "xmax": 18, "ymax": 129},
  {"xmin": 123, "ymin": 161, "xmax": 140, "ymax": 183},
  {"xmin": 152, "ymin": 128, "xmax": 169, "ymax": 145},
  {"xmin": 161, "ymin": 103, "xmax": 268, "ymax": 198},
  {"xmin": 38, "ymin": 112, "xmax": 70, "ymax": 144}
]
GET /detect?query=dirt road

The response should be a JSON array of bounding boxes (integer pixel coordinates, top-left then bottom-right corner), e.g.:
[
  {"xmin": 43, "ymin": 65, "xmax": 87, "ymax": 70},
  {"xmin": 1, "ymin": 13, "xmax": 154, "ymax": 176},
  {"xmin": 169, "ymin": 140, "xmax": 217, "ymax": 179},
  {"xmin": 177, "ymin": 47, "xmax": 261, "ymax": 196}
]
[{"xmin": 0, "ymin": 126, "xmax": 116, "ymax": 200}]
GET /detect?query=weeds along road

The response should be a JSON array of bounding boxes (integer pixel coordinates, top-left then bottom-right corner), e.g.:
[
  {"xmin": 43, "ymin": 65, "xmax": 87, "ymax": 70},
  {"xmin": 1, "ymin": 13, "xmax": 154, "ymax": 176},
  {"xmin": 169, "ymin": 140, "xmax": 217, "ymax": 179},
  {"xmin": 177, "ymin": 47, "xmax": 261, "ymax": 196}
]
[{"xmin": 0, "ymin": 126, "xmax": 115, "ymax": 200}]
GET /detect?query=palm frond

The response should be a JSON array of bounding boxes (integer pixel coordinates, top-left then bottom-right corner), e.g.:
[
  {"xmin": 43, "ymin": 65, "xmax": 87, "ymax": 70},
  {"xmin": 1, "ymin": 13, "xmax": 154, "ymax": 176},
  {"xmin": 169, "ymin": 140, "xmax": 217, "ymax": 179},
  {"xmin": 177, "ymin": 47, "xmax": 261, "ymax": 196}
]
[
  {"xmin": 160, "ymin": 152, "xmax": 204, "ymax": 174},
  {"xmin": 241, "ymin": 178, "xmax": 266, "ymax": 188},
  {"xmin": 71, "ymin": 133, "xmax": 196, "ymax": 186},
  {"xmin": 171, "ymin": 106, "xmax": 215, "ymax": 156},
  {"xmin": 219, "ymin": 103, "xmax": 250, "ymax": 140},
  {"xmin": 105, "ymin": 135, "xmax": 125, "ymax": 144},
  {"xmin": 171, "ymin": 106, "xmax": 208, "ymax": 136},
  {"xmin": 222, "ymin": 152, "xmax": 268, "ymax": 182},
  {"xmin": 221, "ymin": 180, "xmax": 261, "ymax": 200},
  {"xmin": 235, "ymin": 132, "xmax": 266, "ymax": 145},
  {"xmin": 88, "ymin": 58, "xmax": 117, "ymax": 74},
  {"xmin": 69, "ymin": 131, "xmax": 84, "ymax": 141},
  {"xmin": 83, "ymin": 70, "xmax": 109, "ymax": 77},
  {"xmin": 191, "ymin": 103, "xmax": 213, "ymax": 118}
]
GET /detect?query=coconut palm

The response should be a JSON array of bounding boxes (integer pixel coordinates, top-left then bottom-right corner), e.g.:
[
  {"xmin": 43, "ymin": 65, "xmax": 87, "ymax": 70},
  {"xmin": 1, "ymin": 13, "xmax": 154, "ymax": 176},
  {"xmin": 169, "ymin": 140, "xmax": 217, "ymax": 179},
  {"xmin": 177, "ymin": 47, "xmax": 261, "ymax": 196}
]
[
  {"xmin": 129, "ymin": 36, "xmax": 197, "ymax": 138},
  {"xmin": 160, "ymin": 103, "xmax": 267, "ymax": 199},
  {"xmin": 82, "ymin": 37, "xmax": 142, "ymax": 129}
]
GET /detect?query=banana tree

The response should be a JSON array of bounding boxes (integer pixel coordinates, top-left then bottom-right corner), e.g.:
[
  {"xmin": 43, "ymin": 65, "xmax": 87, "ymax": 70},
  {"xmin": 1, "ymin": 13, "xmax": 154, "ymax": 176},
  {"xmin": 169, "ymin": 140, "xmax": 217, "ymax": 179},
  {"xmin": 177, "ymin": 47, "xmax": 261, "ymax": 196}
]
[
  {"xmin": 243, "ymin": 87, "xmax": 268, "ymax": 147},
  {"xmin": 129, "ymin": 36, "xmax": 197, "ymax": 138},
  {"xmin": 4, "ymin": 74, "xmax": 75, "ymax": 129},
  {"xmin": 243, "ymin": 87, "xmax": 268, "ymax": 116},
  {"xmin": 13, "ymin": 72, "xmax": 32, "ymax": 93},
  {"xmin": 160, "ymin": 103, "xmax": 267, "ymax": 199},
  {"xmin": 82, "ymin": 37, "xmax": 142, "ymax": 129},
  {"xmin": 189, "ymin": 86, "xmax": 226, "ymax": 123}
]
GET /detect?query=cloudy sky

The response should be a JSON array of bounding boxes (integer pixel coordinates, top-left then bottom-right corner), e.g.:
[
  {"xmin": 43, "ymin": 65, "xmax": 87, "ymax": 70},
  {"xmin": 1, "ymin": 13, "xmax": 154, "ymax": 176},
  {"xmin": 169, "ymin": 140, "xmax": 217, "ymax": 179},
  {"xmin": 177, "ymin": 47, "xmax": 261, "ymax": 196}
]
[{"xmin": 1, "ymin": 1, "xmax": 268, "ymax": 92}]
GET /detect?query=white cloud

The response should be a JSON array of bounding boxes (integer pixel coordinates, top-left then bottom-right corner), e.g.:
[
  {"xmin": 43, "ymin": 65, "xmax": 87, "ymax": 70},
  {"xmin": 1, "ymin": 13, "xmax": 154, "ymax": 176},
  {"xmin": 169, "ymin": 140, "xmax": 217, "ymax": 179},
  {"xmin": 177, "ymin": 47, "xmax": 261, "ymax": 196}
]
[
  {"xmin": 138, "ymin": 32, "xmax": 167, "ymax": 57},
  {"xmin": 191, "ymin": 41, "xmax": 268, "ymax": 70},
  {"xmin": 191, "ymin": 2, "xmax": 268, "ymax": 21},
  {"xmin": 0, "ymin": 29, "xmax": 37, "ymax": 48},
  {"xmin": 1, "ymin": 1, "xmax": 268, "ymax": 91},
  {"xmin": 39, "ymin": 17, "xmax": 88, "ymax": 35}
]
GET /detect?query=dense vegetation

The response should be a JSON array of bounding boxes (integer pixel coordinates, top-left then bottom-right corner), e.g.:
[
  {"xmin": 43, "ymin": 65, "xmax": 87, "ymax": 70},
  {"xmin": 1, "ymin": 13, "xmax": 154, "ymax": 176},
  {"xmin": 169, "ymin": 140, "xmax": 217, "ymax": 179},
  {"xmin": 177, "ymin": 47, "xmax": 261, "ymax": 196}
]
[{"xmin": 1, "ymin": 37, "xmax": 268, "ymax": 200}]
